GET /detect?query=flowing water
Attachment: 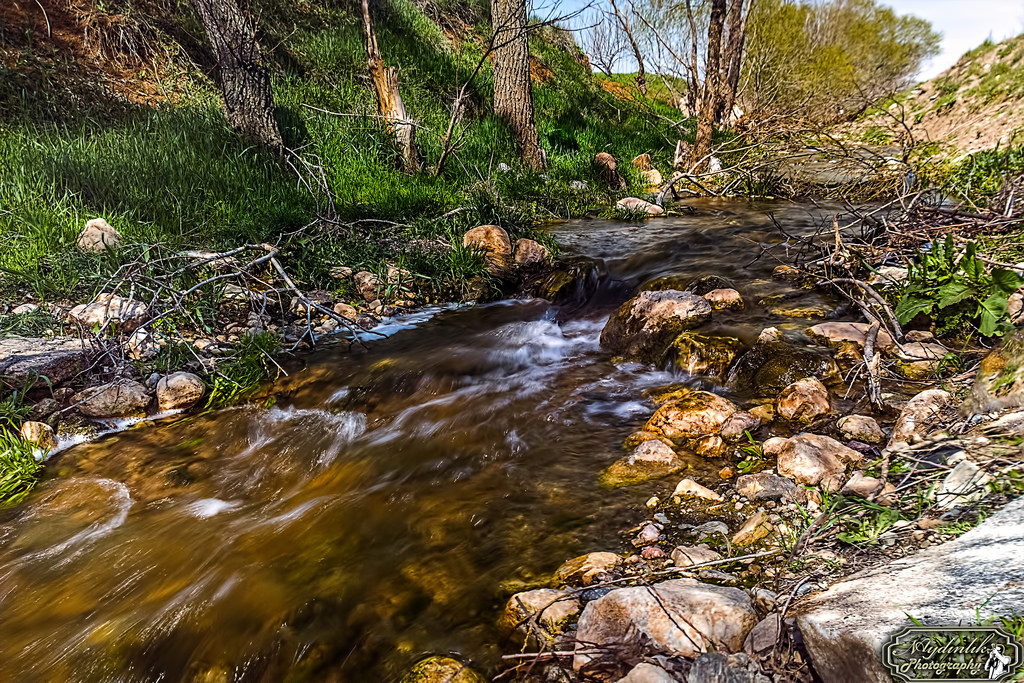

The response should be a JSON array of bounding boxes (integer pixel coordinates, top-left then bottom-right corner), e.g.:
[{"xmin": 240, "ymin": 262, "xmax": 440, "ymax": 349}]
[{"xmin": 0, "ymin": 200, "xmax": 850, "ymax": 681}]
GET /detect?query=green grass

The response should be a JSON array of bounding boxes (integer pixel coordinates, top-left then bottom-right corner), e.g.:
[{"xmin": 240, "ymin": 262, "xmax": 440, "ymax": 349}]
[
  {"xmin": 0, "ymin": 430, "xmax": 43, "ymax": 507},
  {"xmin": 0, "ymin": 0, "xmax": 690, "ymax": 305}
]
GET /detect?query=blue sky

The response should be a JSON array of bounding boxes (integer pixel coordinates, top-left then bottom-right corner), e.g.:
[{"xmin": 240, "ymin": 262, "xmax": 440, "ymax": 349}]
[{"xmin": 890, "ymin": 0, "xmax": 1024, "ymax": 79}]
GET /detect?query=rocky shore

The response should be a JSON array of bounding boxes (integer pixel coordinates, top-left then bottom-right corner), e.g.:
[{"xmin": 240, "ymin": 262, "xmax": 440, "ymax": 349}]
[{"xmin": 402, "ymin": 257, "xmax": 1024, "ymax": 681}]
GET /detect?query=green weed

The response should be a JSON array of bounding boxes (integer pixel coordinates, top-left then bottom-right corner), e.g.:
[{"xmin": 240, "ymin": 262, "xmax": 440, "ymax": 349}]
[{"xmin": 0, "ymin": 430, "xmax": 44, "ymax": 507}]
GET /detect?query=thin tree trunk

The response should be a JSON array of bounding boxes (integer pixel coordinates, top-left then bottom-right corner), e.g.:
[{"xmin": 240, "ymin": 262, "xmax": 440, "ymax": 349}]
[
  {"xmin": 491, "ymin": 0, "xmax": 545, "ymax": 170},
  {"xmin": 361, "ymin": 0, "xmax": 419, "ymax": 172},
  {"xmin": 609, "ymin": 0, "xmax": 646, "ymax": 96},
  {"xmin": 693, "ymin": 0, "xmax": 727, "ymax": 170},
  {"xmin": 684, "ymin": 0, "xmax": 701, "ymax": 115},
  {"xmin": 720, "ymin": 0, "xmax": 752, "ymax": 122},
  {"xmin": 191, "ymin": 0, "xmax": 283, "ymax": 155}
]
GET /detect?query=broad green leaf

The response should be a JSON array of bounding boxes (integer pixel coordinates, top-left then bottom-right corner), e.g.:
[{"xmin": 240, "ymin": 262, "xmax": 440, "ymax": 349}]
[
  {"xmin": 895, "ymin": 295, "xmax": 935, "ymax": 324},
  {"xmin": 991, "ymin": 268, "xmax": 1024, "ymax": 294},
  {"xmin": 936, "ymin": 281, "xmax": 974, "ymax": 308},
  {"xmin": 978, "ymin": 294, "xmax": 1009, "ymax": 337}
]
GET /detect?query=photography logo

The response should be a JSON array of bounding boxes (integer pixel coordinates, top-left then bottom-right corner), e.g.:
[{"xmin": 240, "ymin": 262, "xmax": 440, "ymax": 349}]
[{"xmin": 882, "ymin": 626, "xmax": 1024, "ymax": 682}]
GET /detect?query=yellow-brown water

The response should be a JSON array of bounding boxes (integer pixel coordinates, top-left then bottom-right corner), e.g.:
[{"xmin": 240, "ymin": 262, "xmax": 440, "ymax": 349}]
[{"xmin": 0, "ymin": 200, "xmax": 850, "ymax": 681}]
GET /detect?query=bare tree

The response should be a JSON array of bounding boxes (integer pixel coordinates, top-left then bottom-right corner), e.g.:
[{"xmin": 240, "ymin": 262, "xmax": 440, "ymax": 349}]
[
  {"xmin": 361, "ymin": 0, "xmax": 419, "ymax": 172},
  {"xmin": 190, "ymin": 0, "xmax": 283, "ymax": 155},
  {"xmin": 693, "ymin": 0, "xmax": 726, "ymax": 169},
  {"xmin": 720, "ymin": 0, "xmax": 753, "ymax": 121},
  {"xmin": 582, "ymin": 8, "xmax": 628, "ymax": 77},
  {"xmin": 492, "ymin": 0, "xmax": 546, "ymax": 170},
  {"xmin": 608, "ymin": 0, "xmax": 648, "ymax": 94}
]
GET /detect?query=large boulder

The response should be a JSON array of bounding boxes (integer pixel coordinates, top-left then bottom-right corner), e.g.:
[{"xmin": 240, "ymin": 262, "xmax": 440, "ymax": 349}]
[
  {"xmin": 499, "ymin": 588, "xmax": 580, "ymax": 644},
  {"xmin": 156, "ymin": 372, "xmax": 206, "ymax": 412},
  {"xmin": 616, "ymin": 197, "xmax": 664, "ymax": 216},
  {"xmin": 728, "ymin": 328, "xmax": 839, "ymax": 395},
  {"xmin": 601, "ymin": 290, "xmax": 712, "ymax": 365},
  {"xmin": 0, "ymin": 337, "xmax": 90, "ymax": 388},
  {"xmin": 764, "ymin": 433, "xmax": 862, "ymax": 491},
  {"xmin": 795, "ymin": 496, "xmax": 1024, "ymax": 683},
  {"xmin": 77, "ymin": 217, "xmax": 121, "ymax": 252},
  {"xmin": 573, "ymin": 578, "xmax": 757, "ymax": 669},
  {"xmin": 72, "ymin": 379, "xmax": 152, "ymax": 418},
  {"xmin": 776, "ymin": 377, "xmax": 831, "ymax": 423},
  {"xmin": 68, "ymin": 294, "xmax": 148, "ymax": 331},
  {"xmin": 644, "ymin": 390, "xmax": 738, "ymax": 442},
  {"xmin": 601, "ymin": 440, "xmax": 685, "ymax": 487},
  {"xmin": 888, "ymin": 389, "xmax": 952, "ymax": 447}
]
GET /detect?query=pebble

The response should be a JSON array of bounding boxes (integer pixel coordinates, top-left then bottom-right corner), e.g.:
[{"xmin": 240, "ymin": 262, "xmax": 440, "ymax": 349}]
[
  {"xmin": 646, "ymin": 496, "xmax": 660, "ymax": 509},
  {"xmin": 641, "ymin": 546, "xmax": 666, "ymax": 559}
]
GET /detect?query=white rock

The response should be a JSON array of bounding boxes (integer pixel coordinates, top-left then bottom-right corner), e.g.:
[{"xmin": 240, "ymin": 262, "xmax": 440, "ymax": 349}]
[
  {"xmin": 77, "ymin": 217, "xmax": 121, "ymax": 252},
  {"xmin": 574, "ymin": 578, "xmax": 757, "ymax": 669},
  {"xmin": 936, "ymin": 459, "xmax": 992, "ymax": 510},
  {"xmin": 12, "ymin": 303, "xmax": 39, "ymax": 315},
  {"xmin": 806, "ymin": 322, "xmax": 895, "ymax": 352},
  {"xmin": 616, "ymin": 662, "xmax": 676, "ymax": 683},
  {"xmin": 616, "ymin": 197, "xmax": 665, "ymax": 216},
  {"xmin": 68, "ymin": 294, "xmax": 147, "ymax": 330},
  {"xmin": 156, "ymin": 372, "xmax": 206, "ymax": 412},
  {"xmin": 796, "ymin": 496, "xmax": 1024, "ymax": 683},
  {"xmin": 671, "ymin": 544, "xmax": 722, "ymax": 568}
]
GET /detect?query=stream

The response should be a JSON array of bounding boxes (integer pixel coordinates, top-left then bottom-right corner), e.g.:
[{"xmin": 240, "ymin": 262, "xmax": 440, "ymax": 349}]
[{"xmin": 0, "ymin": 200, "xmax": 851, "ymax": 681}]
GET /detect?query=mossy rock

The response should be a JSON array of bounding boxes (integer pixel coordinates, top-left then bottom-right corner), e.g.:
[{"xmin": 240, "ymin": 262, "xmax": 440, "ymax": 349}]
[
  {"xmin": 401, "ymin": 657, "xmax": 487, "ymax": 683},
  {"xmin": 600, "ymin": 290, "xmax": 712, "ymax": 365},
  {"xmin": 727, "ymin": 335, "xmax": 839, "ymax": 395},
  {"xmin": 640, "ymin": 274, "xmax": 735, "ymax": 295},
  {"xmin": 531, "ymin": 257, "xmax": 599, "ymax": 306},
  {"xmin": 600, "ymin": 454, "xmax": 686, "ymax": 487},
  {"xmin": 964, "ymin": 328, "xmax": 1024, "ymax": 413},
  {"xmin": 672, "ymin": 333, "xmax": 744, "ymax": 378}
]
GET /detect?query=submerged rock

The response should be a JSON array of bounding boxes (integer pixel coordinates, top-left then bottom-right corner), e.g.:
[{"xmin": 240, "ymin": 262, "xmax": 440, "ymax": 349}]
[
  {"xmin": 601, "ymin": 290, "xmax": 712, "ymax": 365},
  {"xmin": 728, "ymin": 328, "xmax": 839, "ymax": 395},
  {"xmin": 765, "ymin": 433, "xmax": 862, "ymax": 491},
  {"xmin": 530, "ymin": 257, "xmax": 600, "ymax": 306},
  {"xmin": 573, "ymin": 578, "xmax": 758, "ymax": 669},
  {"xmin": 644, "ymin": 390, "xmax": 738, "ymax": 442},
  {"xmin": 776, "ymin": 377, "xmax": 830, "ymax": 423},
  {"xmin": 795, "ymin": 496, "xmax": 1024, "ymax": 683},
  {"xmin": 601, "ymin": 440, "xmax": 685, "ymax": 487},
  {"xmin": 401, "ymin": 656, "xmax": 486, "ymax": 683},
  {"xmin": 671, "ymin": 333, "xmax": 744, "ymax": 378}
]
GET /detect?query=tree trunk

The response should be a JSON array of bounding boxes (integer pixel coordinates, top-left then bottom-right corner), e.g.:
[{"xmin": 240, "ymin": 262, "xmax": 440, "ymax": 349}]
[
  {"xmin": 720, "ymin": 0, "xmax": 752, "ymax": 122},
  {"xmin": 609, "ymin": 0, "xmax": 646, "ymax": 96},
  {"xmin": 190, "ymin": 0, "xmax": 283, "ymax": 155},
  {"xmin": 491, "ymin": 0, "xmax": 545, "ymax": 170},
  {"xmin": 692, "ymin": 0, "xmax": 727, "ymax": 171},
  {"xmin": 361, "ymin": 0, "xmax": 419, "ymax": 172}
]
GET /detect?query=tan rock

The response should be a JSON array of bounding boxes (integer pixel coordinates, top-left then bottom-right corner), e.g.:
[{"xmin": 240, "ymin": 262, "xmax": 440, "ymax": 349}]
[
  {"xmin": 642, "ymin": 169, "xmax": 663, "ymax": 187},
  {"xmin": 644, "ymin": 391, "xmax": 738, "ymax": 441},
  {"xmin": 616, "ymin": 197, "xmax": 664, "ymax": 216},
  {"xmin": 593, "ymin": 152, "xmax": 626, "ymax": 189},
  {"xmin": 353, "ymin": 271, "xmax": 380, "ymax": 303},
  {"xmin": 693, "ymin": 433, "xmax": 728, "ymax": 457},
  {"xmin": 889, "ymin": 389, "xmax": 952, "ymax": 446},
  {"xmin": 555, "ymin": 551, "xmax": 621, "ymax": 587},
  {"xmin": 463, "ymin": 224, "xmax": 512, "ymax": 255},
  {"xmin": 837, "ymin": 415, "xmax": 884, "ymax": 444},
  {"xmin": 156, "ymin": 372, "xmax": 205, "ymax": 412},
  {"xmin": 732, "ymin": 509, "xmax": 774, "ymax": 546},
  {"xmin": 333, "ymin": 302, "xmax": 358, "ymax": 320},
  {"xmin": 631, "ymin": 153, "xmax": 654, "ymax": 171},
  {"xmin": 513, "ymin": 238, "xmax": 550, "ymax": 265},
  {"xmin": 673, "ymin": 477, "xmax": 723, "ymax": 501},
  {"xmin": 68, "ymin": 294, "xmax": 148, "ymax": 331},
  {"xmin": 748, "ymin": 403, "xmax": 775, "ymax": 424},
  {"xmin": 499, "ymin": 588, "xmax": 580, "ymax": 644},
  {"xmin": 600, "ymin": 290, "xmax": 712, "ymax": 364},
  {"xmin": 77, "ymin": 217, "xmax": 121, "ymax": 252},
  {"xmin": 736, "ymin": 472, "xmax": 801, "ymax": 502},
  {"xmin": 573, "ymin": 578, "xmax": 757, "ymax": 668},
  {"xmin": 840, "ymin": 471, "xmax": 896, "ymax": 503},
  {"xmin": 766, "ymin": 433, "xmax": 862, "ymax": 491},
  {"xmin": 806, "ymin": 321, "xmax": 895, "ymax": 353},
  {"xmin": 704, "ymin": 288, "xmax": 744, "ymax": 310},
  {"xmin": 776, "ymin": 377, "xmax": 831, "ymax": 423},
  {"xmin": 720, "ymin": 411, "xmax": 761, "ymax": 443},
  {"xmin": 72, "ymin": 379, "xmax": 151, "ymax": 418},
  {"xmin": 616, "ymin": 663, "xmax": 676, "ymax": 683},
  {"xmin": 671, "ymin": 544, "xmax": 722, "ymax": 567},
  {"xmin": 20, "ymin": 420, "xmax": 57, "ymax": 452},
  {"xmin": 601, "ymin": 440, "xmax": 685, "ymax": 487}
]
